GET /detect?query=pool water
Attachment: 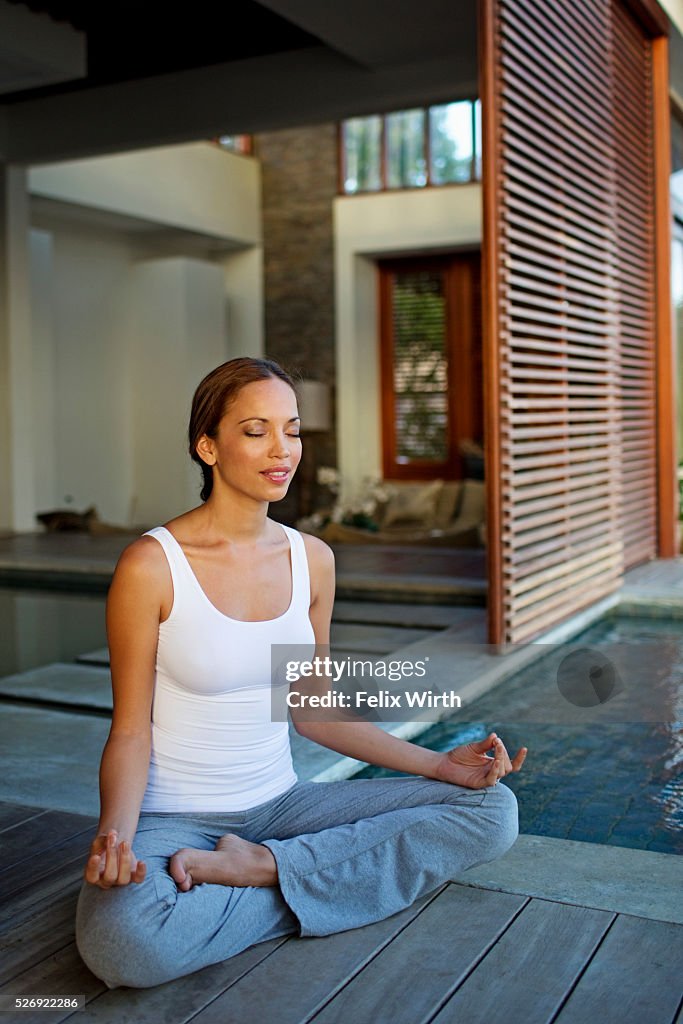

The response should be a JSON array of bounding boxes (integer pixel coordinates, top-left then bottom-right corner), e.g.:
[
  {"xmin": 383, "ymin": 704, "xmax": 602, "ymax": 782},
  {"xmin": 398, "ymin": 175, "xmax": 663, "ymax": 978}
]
[
  {"xmin": 0, "ymin": 586, "xmax": 107, "ymax": 677},
  {"xmin": 352, "ymin": 614, "xmax": 683, "ymax": 855}
]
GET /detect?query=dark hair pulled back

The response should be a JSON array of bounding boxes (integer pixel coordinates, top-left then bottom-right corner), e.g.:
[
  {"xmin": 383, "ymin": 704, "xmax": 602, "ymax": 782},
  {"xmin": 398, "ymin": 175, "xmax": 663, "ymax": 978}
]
[{"xmin": 188, "ymin": 356, "xmax": 300, "ymax": 502}]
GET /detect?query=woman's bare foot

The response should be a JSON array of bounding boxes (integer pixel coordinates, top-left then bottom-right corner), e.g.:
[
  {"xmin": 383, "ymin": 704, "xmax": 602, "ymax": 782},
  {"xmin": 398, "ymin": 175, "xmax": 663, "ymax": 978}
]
[{"xmin": 169, "ymin": 833, "xmax": 279, "ymax": 892}]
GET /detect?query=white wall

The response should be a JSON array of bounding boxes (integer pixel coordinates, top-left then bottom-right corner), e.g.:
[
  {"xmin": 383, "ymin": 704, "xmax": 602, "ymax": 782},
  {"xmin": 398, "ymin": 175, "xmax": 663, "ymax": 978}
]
[
  {"xmin": 27, "ymin": 222, "xmax": 233, "ymax": 527},
  {"xmin": 29, "ymin": 228, "xmax": 57, "ymax": 515},
  {"xmin": 29, "ymin": 143, "xmax": 261, "ymax": 245},
  {"xmin": 333, "ymin": 183, "xmax": 482, "ymax": 498},
  {"xmin": 221, "ymin": 246, "xmax": 265, "ymax": 360},
  {"xmin": 130, "ymin": 257, "xmax": 229, "ymax": 525},
  {"xmin": 658, "ymin": 0, "xmax": 683, "ymax": 37},
  {"xmin": 16, "ymin": 143, "xmax": 264, "ymax": 532},
  {"xmin": 46, "ymin": 221, "xmax": 136, "ymax": 524}
]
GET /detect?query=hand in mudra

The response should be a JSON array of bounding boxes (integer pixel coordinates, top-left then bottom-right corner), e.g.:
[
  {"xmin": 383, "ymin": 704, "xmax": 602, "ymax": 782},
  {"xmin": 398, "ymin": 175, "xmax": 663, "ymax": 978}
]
[
  {"xmin": 84, "ymin": 829, "xmax": 147, "ymax": 888},
  {"xmin": 433, "ymin": 732, "xmax": 527, "ymax": 789}
]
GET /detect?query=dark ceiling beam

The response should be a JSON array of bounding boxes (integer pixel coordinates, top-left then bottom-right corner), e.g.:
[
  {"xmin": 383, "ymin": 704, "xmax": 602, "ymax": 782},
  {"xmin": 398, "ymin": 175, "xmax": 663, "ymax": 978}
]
[
  {"xmin": 4, "ymin": 46, "xmax": 477, "ymax": 165},
  {"xmin": 255, "ymin": 0, "xmax": 477, "ymax": 69}
]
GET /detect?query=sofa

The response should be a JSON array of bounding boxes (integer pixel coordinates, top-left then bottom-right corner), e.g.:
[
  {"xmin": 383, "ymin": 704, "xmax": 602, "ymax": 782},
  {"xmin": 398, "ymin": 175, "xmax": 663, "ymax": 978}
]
[{"xmin": 310, "ymin": 478, "xmax": 487, "ymax": 547}]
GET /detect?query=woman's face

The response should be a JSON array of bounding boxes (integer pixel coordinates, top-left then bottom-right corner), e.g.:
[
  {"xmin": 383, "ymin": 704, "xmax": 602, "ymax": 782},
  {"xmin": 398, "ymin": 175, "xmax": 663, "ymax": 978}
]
[{"xmin": 198, "ymin": 377, "xmax": 303, "ymax": 500}]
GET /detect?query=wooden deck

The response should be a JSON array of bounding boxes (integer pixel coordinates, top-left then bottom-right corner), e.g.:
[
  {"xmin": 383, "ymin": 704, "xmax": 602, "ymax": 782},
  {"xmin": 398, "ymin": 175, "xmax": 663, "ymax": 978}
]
[{"xmin": 1, "ymin": 800, "xmax": 681, "ymax": 1024}]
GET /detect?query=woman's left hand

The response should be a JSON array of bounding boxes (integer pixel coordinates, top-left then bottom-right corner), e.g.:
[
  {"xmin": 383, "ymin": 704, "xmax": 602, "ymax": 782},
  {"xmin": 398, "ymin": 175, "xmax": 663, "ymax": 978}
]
[{"xmin": 433, "ymin": 732, "xmax": 527, "ymax": 789}]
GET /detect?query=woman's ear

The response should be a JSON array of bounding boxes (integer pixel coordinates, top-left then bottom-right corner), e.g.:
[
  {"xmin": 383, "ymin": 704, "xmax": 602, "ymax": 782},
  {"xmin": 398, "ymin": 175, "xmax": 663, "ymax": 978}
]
[{"xmin": 195, "ymin": 435, "xmax": 217, "ymax": 466}]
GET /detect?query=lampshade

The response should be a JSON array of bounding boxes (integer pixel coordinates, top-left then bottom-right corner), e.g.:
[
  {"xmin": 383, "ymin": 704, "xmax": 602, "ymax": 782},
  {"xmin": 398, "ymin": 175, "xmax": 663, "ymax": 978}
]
[{"xmin": 298, "ymin": 380, "xmax": 331, "ymax": 432}]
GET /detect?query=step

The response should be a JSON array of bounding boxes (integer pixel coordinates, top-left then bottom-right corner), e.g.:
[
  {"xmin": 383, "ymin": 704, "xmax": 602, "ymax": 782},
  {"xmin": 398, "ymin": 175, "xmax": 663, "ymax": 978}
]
[
  {"xmin": 0, "ymin": 663, "xmax": 112, "ymax": 710},
  {"xmin": 332, "ymin": 601, "xmax": 479, "ymax": 629}
]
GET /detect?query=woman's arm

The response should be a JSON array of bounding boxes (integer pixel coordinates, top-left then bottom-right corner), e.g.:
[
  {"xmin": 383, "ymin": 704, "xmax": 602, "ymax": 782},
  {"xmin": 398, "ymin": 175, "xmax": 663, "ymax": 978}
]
[
  {"xmin": 293, "ymin": 536, "xmax": 527, "ymax": 787},
  {"xmin": 84, "ymin": 538, "xmax": 164, "ymax": 887}
]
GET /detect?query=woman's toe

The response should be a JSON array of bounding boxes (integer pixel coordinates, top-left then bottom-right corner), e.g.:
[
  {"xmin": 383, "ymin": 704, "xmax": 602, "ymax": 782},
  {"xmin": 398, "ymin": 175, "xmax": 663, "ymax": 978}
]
[{"xmin": 169, "ymin": 850, "xmax": 193, "ymax": 890}]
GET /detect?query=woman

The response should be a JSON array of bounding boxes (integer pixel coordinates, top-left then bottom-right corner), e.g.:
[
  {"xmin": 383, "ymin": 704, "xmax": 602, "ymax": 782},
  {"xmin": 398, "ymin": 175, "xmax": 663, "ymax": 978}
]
[{"xmin": 75, "ymin": 356, "xmax": 527, "ymax": 990}]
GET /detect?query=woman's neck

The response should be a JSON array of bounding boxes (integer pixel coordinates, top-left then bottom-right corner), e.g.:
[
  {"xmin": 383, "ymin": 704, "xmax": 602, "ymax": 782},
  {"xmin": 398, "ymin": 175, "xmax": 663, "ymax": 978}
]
[{"xmin": 189, "ymin": 497, "xmax": 275, "ymax": 547}]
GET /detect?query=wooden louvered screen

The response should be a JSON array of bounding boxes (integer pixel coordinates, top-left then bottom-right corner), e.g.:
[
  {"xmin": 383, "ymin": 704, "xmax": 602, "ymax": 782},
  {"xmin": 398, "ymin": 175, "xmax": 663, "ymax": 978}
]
[
  {"xmin": 481, "ymin": 0, "xmax": 670, "ymax": 644},
  {"xmin": 612, "ymin": 0, "xmax": 658, "ymax": 565}
]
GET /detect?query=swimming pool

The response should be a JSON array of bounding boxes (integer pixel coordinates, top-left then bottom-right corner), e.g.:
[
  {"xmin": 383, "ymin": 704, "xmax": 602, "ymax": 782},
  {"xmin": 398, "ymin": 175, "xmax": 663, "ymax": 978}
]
[
  {"xmin": 351, "ymin": 613, "xmax": 683, "ymax": 855},
  {"xmin": 0, "ymin": 586, "xmax": 107, "ymax": 677}
]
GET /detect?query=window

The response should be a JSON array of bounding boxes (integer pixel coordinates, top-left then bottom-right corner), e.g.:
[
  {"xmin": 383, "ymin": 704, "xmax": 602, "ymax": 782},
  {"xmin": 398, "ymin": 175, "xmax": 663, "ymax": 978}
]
[
  {"xmin": 341, "ymin": 99, "xmax": 480, "ymax": 194},
  {"xmin": 379, "ymin": 254, "xmax": 483, "ymax": 480}
]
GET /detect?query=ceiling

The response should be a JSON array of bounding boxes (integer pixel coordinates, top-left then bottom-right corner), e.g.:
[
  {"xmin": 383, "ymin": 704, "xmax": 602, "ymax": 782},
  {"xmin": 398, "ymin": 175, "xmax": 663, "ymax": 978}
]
[
  {"xmin": 0, "ymin": 0, "xmax": 320, "ymax": 99},
  {"xmin": 0, "ymin": 0, "xmax": 479, "ymax": 163}
]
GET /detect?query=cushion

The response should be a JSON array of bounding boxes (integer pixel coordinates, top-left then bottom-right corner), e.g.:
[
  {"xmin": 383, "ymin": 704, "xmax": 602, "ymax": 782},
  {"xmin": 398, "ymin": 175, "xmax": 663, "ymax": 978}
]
[
  {"xmin": 380, "ymin": 479, "xmax": 444, "ymax": 529},
  {"xmin": 458, "ymin": 479, "xmax": 486, "ymax": 524},
  {"xmin": 432, "ymin": 481, "xmax": 462, "ymax": 529}
]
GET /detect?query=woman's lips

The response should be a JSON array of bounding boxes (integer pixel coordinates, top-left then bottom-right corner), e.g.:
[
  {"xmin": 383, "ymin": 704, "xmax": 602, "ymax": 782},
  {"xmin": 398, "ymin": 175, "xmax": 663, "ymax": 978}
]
[{"xmin": 260, "ymin": 470, "xmax": 290, "ymax": 482}]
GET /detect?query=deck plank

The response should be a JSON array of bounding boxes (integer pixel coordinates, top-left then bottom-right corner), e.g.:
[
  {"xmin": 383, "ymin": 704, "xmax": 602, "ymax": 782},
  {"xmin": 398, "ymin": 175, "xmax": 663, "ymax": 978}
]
[
  {"xmin": 187, "ymin": 887, "xmax": 450, "ymax": 1024},
  {"xmin": 2, "ymin": 809, "xmax": 96, "ymax": 871},
  {"xmin": 78, "ymin": 934, "xmax": 295, "ymax": 1024},
  {"xmin": 0, "ymin": 830, "xmax": 95, "ymax": 905},
  {"xmin": 0, "ymin": 883, "xmax": 83, "ymax": 984},
  {"xmin": 0, "ymin": 869, "xmax": 85, "ymax": 937},
  {"xmin": 555, "ymin": 915, "xmax": 683, "ymax": 1024},
  {"xmin": 0, "ymin": 801, "xmax": 50, "ymax": 832},
  {"xmin": 304, "ymin": 885, "xmax": 527, "ymax": 1024},
  {"xmin": 0, "ymin": 942, "xmax": 105, "ymax": 1024},
  {"xmin": 428, "ymin": 898, "xmax": 614, "ymax": 1023}
]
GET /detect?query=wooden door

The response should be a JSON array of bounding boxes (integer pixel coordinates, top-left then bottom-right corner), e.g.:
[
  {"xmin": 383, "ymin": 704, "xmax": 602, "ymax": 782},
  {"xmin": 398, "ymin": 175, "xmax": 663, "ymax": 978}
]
[{"xmin": 378, "ymin": 252, "xmax": 483, "ymax": 481}]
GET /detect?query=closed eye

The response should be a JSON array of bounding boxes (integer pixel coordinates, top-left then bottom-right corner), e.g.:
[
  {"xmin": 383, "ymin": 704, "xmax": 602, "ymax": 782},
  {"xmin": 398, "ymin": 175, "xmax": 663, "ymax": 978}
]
[{"xmin": 245, "ymin": 432, "xmax": 301, "ymax": 438}]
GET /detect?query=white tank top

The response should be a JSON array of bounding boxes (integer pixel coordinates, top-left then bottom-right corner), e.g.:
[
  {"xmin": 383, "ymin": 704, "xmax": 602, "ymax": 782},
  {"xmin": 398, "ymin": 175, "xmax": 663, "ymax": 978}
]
[{"xmin": 138, "ymin": 523, "xmax": 316, "ymax": 812}]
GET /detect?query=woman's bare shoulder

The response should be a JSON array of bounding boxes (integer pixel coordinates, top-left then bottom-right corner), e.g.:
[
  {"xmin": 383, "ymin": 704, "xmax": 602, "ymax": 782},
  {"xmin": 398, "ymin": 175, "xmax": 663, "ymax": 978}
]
[
  {"xmin": 113, "ymin": 534, "xmax": 169, "ymax": 581},
  {"xmin": 298, "ymin": 530, "xmax": 335, "ymax": 603},
  {"xmin": 299, "ymin": 530, "xmax": 335, "ymax": 566}
]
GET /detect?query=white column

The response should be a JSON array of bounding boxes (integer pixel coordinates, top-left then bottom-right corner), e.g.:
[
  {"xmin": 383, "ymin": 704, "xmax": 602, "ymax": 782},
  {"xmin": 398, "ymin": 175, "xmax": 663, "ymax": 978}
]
[{"xmin": 0, "ymin": 165, "xmax": 34, "ymax": 531}]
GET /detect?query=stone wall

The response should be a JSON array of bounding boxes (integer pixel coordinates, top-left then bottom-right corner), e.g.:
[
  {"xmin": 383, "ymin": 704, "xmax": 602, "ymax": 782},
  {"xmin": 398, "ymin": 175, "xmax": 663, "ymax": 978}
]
[{"xmin": 253, "ymin": 123, "xmax": 339, "ymax": 524}]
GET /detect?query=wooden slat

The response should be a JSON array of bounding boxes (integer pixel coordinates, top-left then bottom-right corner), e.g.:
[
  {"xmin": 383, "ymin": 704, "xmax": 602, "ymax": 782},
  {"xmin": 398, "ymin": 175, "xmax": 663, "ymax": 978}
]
[
  {"xmin": 0, "ymin": 884, "xmax": 82, "ymax": 985},
  {"xmin": 78, "ymin": 888, "xmax": 450, "ymax": 1024},
  {"xmin": 304, "ymin": 886, "xmax": 526, "ymax": 1024},
  {"xmin": 2, "ymin": 809, "xmax": 96, "ymax": 872},
  {"xmin": 556, "ymin": 915, "xmax": 683, "ymax": 1023},
  {"xmin": 0, "ymin": 830, "xmax": 94, "ymax": 904},
  {"xmin": 0, "ymin": 944, "xmax": 105, "ymax": 1024},
  {"xmin": 503, "ymin": 506, "xmax": 617, "ymax": 548},
  {"xmin": 483, "ymin": 0, "xmax": 661, "ymax": 643},
  {"xmin": 507, "ymin": 578, "xmax": 622, "ymax": 643},
  {"xmin": 505, "ymin": 542, "xmax": 623, "ymax": 597},
  {"xmin": 0, "ymin": 801, "xmax": 50, "ymax": 833},
  {"xmin": 0, "ymin": 866, "xmax": 86, "ymax": 939},
  {"xmin": 429, "ymin": 899, "xmax": 614, "ymax": 1023}
]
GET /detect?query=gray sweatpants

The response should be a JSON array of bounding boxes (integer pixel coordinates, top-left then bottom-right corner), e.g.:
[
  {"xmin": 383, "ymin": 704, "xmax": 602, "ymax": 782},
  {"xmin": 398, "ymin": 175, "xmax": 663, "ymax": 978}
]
[{"xmin": 75, "ymin": 776, "xmax": 519, "ymax": 989}]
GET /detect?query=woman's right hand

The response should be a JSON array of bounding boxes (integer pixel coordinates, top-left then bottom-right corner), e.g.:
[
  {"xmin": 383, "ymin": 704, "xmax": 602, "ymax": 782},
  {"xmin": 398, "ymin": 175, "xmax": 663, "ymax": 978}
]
[{"xmin": 84, "ymin": 828, "xmax": 147, "ymax": 888}]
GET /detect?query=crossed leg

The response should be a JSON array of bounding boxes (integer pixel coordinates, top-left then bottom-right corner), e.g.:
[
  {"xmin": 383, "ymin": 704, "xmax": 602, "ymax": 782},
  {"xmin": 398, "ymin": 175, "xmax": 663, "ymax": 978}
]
[{"xmin": 75, "ymin": 776, "xmax": 519, "ymax": 989}]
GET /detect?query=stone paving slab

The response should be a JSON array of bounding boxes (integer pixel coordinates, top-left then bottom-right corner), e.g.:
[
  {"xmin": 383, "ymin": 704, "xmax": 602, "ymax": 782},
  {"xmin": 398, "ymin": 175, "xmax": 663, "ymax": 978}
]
[
  {"xmin": 0, "ymin": 663, "xmax": 112, "ymax": 709},
  {"xmin": 75, "ymin": 648, "xmax": 110, "ymax": 665},
  {"xmin": 454, "ymin": 832, "xmax": 683, "ymax": 925},
  {"xmin": 0, "ymin": 705, "xmax": 110, "ymax": 814},
  {"xmin": 332, "ymin": 600, "xmax": 476, "ymax": 629},
  {"xmin": 76, "ymin": 620, "xmax": 438, "ymax": 667},
  {"xmin": 0, "ymin": 705, "xmax": 355, "ymax": 816},
  {"xmin": 331, "ymin": 622, "xmax": 434, "ymax": 652}
]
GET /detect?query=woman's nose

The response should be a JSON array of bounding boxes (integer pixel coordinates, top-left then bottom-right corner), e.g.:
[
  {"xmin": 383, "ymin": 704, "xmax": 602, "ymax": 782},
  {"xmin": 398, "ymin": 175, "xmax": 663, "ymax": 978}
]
[{"xmin": 270, "ymin": 436, "xmax": 294, "ymax": 458}]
